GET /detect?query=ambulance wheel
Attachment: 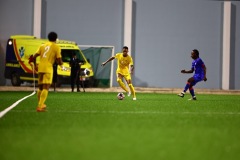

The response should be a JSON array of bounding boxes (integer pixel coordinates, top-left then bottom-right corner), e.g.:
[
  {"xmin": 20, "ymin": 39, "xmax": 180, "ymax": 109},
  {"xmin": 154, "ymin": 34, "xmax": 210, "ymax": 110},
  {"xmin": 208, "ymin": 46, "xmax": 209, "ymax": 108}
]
[{"xmin": 11, "ymin": 73, "xmax": 21, "ymax": 86}]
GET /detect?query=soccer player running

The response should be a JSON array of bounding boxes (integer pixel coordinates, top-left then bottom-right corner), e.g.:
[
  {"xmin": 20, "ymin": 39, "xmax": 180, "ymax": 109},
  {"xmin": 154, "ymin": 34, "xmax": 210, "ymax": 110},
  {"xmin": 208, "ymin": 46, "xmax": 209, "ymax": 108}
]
[
  {"xmin": 101, "ymin": 46, "xmax": 137, "ymax": 100},
  {"xmin": 31, "ymin": 32, "xmax": 63, "ymax": 112},
  {"xmin": 178, "ymin": 49, "xmax": 207, "ymax": 100}
]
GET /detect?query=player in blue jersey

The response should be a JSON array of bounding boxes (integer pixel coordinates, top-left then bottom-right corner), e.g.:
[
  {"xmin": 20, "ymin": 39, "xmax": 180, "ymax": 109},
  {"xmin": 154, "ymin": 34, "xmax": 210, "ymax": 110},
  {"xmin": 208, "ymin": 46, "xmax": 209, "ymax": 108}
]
[{"xmin": 178, "ymin": 49, "xmax": 207, "ymax": 100}]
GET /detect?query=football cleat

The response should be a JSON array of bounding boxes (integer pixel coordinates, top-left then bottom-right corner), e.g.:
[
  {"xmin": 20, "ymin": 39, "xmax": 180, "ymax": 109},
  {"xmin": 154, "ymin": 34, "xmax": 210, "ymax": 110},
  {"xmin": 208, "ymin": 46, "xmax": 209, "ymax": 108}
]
[
  {"xmin": 188, "ymin": 96, "xmax": 197, "ymax": 101},
  {"xmin": 178, "ymin": 92, "xmax": 185, "ymax": 98},
  {"xmin": 36, "ymin": 104, "xmax": 47, "ymax": 112},
  {"xmin": 36, "ymin": 107, "xmax": 46, "ymax": 112}
]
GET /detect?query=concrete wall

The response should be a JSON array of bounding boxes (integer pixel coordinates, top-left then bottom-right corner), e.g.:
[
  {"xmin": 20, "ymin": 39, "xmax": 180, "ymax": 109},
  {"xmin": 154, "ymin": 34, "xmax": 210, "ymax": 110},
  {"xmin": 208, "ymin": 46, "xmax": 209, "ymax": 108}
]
[
  {"xmin": 0, "ymin": 0, "xmax": 33, "ymax": 85},
  {"xmin": 0, "ymin": 0, "xmax": 239, "ymax": 89}
]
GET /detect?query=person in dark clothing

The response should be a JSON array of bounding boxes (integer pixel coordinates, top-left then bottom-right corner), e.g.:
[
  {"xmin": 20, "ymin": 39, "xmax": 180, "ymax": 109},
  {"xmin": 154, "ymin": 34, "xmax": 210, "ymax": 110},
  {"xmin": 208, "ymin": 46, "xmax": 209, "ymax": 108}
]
[
  {"xmin": 52, "ymin": 62, "xmax": 58, "ymax": 92},
  {"xmin": 70, "ymin": 53, "xmax": 81, "ymax": 92}
]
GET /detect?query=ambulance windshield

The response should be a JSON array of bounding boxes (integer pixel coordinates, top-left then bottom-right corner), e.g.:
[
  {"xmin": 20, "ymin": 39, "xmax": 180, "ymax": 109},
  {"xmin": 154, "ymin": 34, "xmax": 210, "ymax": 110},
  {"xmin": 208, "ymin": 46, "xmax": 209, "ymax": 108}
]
[{"xmin": 61, "ymin": 49, "xmax": 86, "ymax": 63}]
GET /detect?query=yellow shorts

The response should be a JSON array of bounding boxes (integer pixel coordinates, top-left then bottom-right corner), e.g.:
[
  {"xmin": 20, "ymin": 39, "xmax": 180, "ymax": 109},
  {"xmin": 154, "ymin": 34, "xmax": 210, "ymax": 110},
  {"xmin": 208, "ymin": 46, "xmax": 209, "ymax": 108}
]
[
  {"xmin": 116, "ymin": 72, "xmax": 131, "ymax": 81},
  {"xmin": 38, "ymin": 73, "xmax": 53, "ymax": 85}
]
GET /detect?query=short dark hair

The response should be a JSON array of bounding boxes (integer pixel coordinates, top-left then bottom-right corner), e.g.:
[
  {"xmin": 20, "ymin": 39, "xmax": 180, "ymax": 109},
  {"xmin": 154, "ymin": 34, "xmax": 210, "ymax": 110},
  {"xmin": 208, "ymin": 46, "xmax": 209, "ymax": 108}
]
[
  {"xmin": 123, "ymin": 46, "xmax": 128, "ymax": 50},
  {"xmin": 48, "ymin": 32, "xmax": 58, "ymax": 41},
  {"xmin": 192, "ymin": 49, "xmax": 199, "ymax": 57}
]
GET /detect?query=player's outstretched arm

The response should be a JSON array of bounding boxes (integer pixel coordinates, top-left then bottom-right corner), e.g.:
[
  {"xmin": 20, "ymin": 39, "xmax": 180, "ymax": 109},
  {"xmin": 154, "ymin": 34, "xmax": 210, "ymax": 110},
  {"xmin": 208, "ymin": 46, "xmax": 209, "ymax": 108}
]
[
  {"xmin": 101, "ymin": 57, "xmax": 115, "ymax": 67},
  {"xmin": 181, "ymin": 69, "xmax": 194, "ymax": 74}
]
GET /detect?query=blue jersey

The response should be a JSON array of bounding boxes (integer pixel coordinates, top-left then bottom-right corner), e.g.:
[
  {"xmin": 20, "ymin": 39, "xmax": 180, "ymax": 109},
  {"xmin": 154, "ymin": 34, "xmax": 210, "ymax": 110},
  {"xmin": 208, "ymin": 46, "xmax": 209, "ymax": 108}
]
[{"xmin": 191, "ymin": 58, "xmax": 205, "ymax": 79}]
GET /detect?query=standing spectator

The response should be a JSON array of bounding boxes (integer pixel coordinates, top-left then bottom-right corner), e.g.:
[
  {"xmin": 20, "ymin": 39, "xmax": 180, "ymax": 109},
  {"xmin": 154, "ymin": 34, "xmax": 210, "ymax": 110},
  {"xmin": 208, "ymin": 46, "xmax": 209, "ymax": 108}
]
[
  {"xmin": 52, "ymin": 61, "xmax": 58, "ymax": 92},
  {"xmin": 70, "ymin": 53, "xmax": 81, "ymax": 92}
]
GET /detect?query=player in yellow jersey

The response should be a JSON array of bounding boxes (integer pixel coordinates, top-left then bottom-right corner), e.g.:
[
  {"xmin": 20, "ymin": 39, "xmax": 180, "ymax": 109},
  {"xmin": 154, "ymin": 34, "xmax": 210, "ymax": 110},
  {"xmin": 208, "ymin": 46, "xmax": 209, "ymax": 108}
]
[
  {"xmin": 101, "ymin": 46, "xmax": 136, "ymax": 100},
  {"xmin": 31, "ymin": 32, "xmax": 63, "ymax": 112}
]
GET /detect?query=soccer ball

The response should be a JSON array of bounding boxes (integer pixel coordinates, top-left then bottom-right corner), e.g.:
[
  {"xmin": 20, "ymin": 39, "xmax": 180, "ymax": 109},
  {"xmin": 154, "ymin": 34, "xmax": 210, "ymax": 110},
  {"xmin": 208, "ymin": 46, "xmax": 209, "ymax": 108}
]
[
  {"xmin": 117, "ymin": 93, "xmax": 125, "ymax": 100},
  {"xmin": 83, "ymin": 68, "xmax": 90, "ymax": 75}
]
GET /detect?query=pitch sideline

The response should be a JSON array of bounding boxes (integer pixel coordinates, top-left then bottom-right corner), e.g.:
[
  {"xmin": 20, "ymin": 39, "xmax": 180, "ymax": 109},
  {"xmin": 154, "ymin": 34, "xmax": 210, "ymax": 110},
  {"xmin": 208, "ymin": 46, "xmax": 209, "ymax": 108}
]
[
  {"xmin": 0, "ymin": 91, "xmax": 36, "ymax": 118},
  {"xmin": 8, "ymin": 109, "xmax": 240, "ymax": 115}
]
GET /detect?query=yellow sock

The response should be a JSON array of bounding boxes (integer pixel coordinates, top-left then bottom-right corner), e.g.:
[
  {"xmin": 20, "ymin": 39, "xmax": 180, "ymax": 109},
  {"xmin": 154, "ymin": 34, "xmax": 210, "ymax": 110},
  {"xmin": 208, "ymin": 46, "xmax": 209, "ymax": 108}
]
[
  {"xmin": 129, "ymin": 84, "xmax": 136, "ymax": 98},
  {"xmin": 37, "ymin": 89, "xmax": 42, "ymax": 103},
  {"xmin": 38, "ymin": 89, "xmax": 48, "ymax": 108},
  {"xmin": 117, "ymin": 78, "xmax": 129, "ymax": 92}
]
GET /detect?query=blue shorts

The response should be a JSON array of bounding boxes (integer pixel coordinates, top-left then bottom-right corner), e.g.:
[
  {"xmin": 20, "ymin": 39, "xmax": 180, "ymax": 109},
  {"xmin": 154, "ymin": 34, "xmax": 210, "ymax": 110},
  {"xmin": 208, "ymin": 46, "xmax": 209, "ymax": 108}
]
[{"xmin": 191, "ymin": 75, "xmax": 204, "ymax": 86}]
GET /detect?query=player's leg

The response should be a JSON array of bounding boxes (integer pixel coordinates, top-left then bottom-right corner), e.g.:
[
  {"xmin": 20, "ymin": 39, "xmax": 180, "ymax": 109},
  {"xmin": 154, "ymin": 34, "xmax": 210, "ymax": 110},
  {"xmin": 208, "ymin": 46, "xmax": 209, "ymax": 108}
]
[
  {"xmin": 117, "ymin": 73, "xmax": 129, "ymax": 92},
  {"xmin": 125, "ymin": 75, "xmax": 136, "ymax": 100},
  {"xmin": 178, "ymin": 77, "xmax": 194, "ymax": 98},
  {"xmin": 188, "ymin": 76, "xmax": 202, "ymax": 100},
  {"xmin": 52, "ymin": 69, "xmax": 57, "ymax": 92},
  {"xmin": 37, "ymin": 73, "xmax": 52, "ymax": 112},
  {"xmin": 37, "ymin": 85, "xmax": 42, "ymax": 102},
  {"xmin": 76, "ymin": 72, "xmax": 80, "ymax": 92},
  {"xmin": 70, "ymin": 72, "xmax": 75, "ymax": 92},
  {"xmin": 37, "ymin": 74, "xmax": 43, "ymax": 104},
  {"xmin": 188, "ymin": 85, "xmax": 196, "ymax": 100},
  {"xmin": 38, "ymin": 84, "xmax": 50, "ymax": 109}
]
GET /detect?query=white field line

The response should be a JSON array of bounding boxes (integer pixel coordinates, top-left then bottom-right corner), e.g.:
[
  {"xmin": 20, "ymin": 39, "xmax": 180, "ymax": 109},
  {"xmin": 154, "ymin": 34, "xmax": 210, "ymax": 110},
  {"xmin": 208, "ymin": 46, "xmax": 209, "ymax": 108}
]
[
  {"xmin": 0, "ymin": 91, "xmax": 36, "ymax": 118},
  {"xmin": 9, "ymin": 110, "xmax": 240, "ymax": 115},
  {"xmin": 56, "ymin": 110, "xmax": 240, "ymax": 115}
]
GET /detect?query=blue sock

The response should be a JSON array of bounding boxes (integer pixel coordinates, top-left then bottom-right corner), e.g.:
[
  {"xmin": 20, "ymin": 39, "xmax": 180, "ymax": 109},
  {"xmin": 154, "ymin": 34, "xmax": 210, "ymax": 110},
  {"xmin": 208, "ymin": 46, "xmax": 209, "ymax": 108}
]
[
  {"xmin": 183, "ymin": 82, "xmax": 190, "ymax": 92},
  {"xmin": 189, "ymin": 87, "xmax": 195, "ymax": 97}
]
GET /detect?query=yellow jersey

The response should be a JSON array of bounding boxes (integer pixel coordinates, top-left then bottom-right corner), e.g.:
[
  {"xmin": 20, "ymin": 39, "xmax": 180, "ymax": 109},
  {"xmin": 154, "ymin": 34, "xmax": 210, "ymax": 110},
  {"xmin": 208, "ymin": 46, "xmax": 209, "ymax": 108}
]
[
  {"xmin": 115, "ymin": 53, "xmax": 133, "ymax": 75},
  {"xmin": 36, "ymin": 42, "xmax": 61, "ymax": 73}
]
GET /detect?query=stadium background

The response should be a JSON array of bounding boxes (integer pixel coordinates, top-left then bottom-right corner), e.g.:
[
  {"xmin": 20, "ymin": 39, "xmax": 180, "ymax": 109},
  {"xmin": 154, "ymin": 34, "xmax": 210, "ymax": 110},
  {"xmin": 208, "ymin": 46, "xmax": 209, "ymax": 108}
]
[{"xmin": 0, "ymin": 0, "xmax": 239, "ymax": 90}]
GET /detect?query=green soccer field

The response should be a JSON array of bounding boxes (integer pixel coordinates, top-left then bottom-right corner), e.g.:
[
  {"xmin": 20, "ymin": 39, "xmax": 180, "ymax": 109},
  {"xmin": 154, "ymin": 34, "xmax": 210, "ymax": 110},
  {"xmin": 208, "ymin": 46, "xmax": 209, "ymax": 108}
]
[{"xmin": 0, "ymin": 91, "xmax": 240, "ymax": 160}]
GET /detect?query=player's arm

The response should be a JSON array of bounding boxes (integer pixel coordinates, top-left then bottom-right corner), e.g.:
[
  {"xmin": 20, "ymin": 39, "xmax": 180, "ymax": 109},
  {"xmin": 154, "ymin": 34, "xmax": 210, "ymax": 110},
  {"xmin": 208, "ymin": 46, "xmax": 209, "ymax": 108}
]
[
  {"xmin": 181, "ymin": 68, "xmax": 194, "ymax": 74},
  {"xmin": 129, "ymin": 57, "xmax": 134, "ymax": 74},
  {"xmin": 101, "ymin": 57, "xmax": 115, "ymax": 66},
  {"xmin": 30, "ymin": 53, "xmax": 40, "ymax": 71},
  {"xmin": 32, "ymin": 53, "xmax": 40, "ymax": 66},
  {"xmin": 56, "ymin": 57, "xmax": 63, "ymax": 66},
  {"xmin": 28, "ymin": 53, "xmax": 39, "ymax": 72},
  {"xmin": 30, "ymin": 45, "xmax": 42, "ymax": 71},
  {"xmin": 55, "ymin": 47, "xmax": 64, "ymax": 68},
  {"xmin": 56, "ymin": 57, "xmax": 66, "ymax": 71},
  {"xmin": 78, "ymin": 59, "xmax": 83, "ymax": 65},
  {"xmin": 32, "ymin": 45, "xmax": 43, "ymax": 65},
  {"xmin": 203, "ymin": 64, "xmax": 207, "ymax": 81},
  {"xmin": 130, "ymin": 65, "xmax": 134, "ymax": 74}
]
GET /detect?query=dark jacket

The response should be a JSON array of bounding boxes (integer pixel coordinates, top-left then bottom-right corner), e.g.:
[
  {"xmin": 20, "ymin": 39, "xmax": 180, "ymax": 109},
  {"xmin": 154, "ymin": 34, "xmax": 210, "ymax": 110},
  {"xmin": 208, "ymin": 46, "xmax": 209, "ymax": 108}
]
[{"xmin": 70, "ymin": 57, "xmax": 80, "ymax": 72}]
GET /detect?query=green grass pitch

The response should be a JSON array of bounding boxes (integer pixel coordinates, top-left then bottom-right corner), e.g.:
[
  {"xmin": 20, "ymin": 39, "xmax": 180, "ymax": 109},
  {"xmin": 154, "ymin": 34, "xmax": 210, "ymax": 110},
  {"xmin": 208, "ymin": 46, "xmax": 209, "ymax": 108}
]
[{"xmin": 0, "ymin": 91, "xmax": 240, "ymax": 160}]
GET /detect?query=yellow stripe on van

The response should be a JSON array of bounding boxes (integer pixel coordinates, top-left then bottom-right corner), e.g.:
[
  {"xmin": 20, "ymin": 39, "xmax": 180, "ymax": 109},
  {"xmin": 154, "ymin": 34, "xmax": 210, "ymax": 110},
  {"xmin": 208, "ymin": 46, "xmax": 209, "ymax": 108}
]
[
  {"xmin": 10, "ymin": 35, "xmax": 36, "ymax": 39},
  {"xmin": 6, "ymin": 63, "xmax": 20, "ymax": 68},
  {"xmin": 20, "ymin": 77, "xmax": 38, "ymax": 81}
]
